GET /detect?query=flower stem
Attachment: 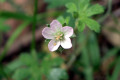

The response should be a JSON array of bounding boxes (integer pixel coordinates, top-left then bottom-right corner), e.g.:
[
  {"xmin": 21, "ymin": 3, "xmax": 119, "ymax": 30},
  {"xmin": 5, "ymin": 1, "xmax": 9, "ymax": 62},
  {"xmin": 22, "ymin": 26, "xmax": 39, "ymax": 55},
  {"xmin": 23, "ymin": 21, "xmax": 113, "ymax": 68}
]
[
  {"xmin": 31, "ymin": 0, "xmax": 38, "ymax": 50},
  {"xmin": 67, "ymin": 19, "xmax": 80, "ymax": 69},
  {"xmin": 31, "ymin": 0, "xmax": 38, "ymax": 61}
]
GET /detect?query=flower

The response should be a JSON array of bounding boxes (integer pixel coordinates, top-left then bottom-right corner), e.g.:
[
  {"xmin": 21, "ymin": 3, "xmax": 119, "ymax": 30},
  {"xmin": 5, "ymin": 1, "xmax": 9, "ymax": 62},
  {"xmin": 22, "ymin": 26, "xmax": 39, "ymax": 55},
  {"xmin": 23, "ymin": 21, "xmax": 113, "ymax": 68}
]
[{"xmin": 42, "ymin": 20, "xmax": 73, "ymax": 51}]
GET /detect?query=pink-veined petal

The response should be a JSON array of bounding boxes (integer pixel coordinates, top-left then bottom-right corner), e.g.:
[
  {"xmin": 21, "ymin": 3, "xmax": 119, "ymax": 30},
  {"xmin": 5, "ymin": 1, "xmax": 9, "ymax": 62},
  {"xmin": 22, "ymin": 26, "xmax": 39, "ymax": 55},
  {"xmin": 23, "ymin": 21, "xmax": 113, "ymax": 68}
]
[
  {"xmin": 61, "ymin": 37, "xmax": 72, "ymax": 49},
  {"xmin": 42, "ymin": 27, "xmax": 54, "ymax": 39},
  {"xmin": 50, "ymin": 20, "xmax": 62, "ymax": 31},
  {"xmin": 48, "ymin": 40, "xmax": 60, "ymax": 51},
  {"xmin": 62, "ymin": 26, "xmax": 73, "ymax": 37}
]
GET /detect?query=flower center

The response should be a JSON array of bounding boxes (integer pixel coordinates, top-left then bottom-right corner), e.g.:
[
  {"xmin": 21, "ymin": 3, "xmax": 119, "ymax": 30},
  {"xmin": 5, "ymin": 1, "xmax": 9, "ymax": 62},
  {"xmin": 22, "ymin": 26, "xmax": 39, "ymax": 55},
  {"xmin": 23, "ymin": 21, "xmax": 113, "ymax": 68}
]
[
  {"xmin": 53, "ymin": 43, "xmax": 57, "ymax": 46},
  {"xmin": 53, "ymin": 32, "xmax": 64, "ymax": 46},
  {"xmin": 55, "ymin": 34, "xmax": 63, "ymax": 40},
  {"xmin": 55, "ymin": 32, "xmax": 64, "ymax": 41}
]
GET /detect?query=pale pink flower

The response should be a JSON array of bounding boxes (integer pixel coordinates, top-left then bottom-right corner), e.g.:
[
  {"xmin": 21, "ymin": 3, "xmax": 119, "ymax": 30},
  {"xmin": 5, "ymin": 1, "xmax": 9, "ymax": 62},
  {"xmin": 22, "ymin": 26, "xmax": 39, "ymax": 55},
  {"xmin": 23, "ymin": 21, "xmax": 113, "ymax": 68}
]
[{"xmin": 42, "ymin": 20, "xmax": 73, "ymax": 51}]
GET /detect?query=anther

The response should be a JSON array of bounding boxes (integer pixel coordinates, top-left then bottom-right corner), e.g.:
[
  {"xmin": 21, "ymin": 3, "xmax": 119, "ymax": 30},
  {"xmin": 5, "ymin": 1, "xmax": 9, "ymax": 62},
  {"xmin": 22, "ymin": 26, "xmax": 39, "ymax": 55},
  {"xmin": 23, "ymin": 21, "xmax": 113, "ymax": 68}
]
[{"xmin": 53, "ymin": 43, "xmax": 57, "ymax": 46}]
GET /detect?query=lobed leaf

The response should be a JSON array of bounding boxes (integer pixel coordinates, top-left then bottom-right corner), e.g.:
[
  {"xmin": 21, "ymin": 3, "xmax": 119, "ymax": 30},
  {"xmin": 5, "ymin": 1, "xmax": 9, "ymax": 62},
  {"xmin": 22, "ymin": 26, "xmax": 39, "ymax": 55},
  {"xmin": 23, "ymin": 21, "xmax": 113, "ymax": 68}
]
[
  {"xmin": 78, "ymin": 0, "xmax": 89, "ymax": 13},
  {"xmin": 12, "ymin": 68, "xmax": 30, "ymax": 80},
  {"xmin": 66, "ymin": 3, "xmax": 77, "ymax": 14},
  {"xmin": 57, "ymin": 16, "xmax": 65, "ymax": 25},
  {"xmin": 84, "ymin": 18, "xmax": 100, "ymax": 32},
  {"xmin": 86, "ymin": 4, "xmax": 104, "ymax": 17},
  {"xmin": 19, "ymin": 53, "xmax": 37, "ymax": 66},
  {"xmin": 57, "ymin": 16, "xmax": 70, "ymax": 25},
  {"xmin": 5, "ymin": 59, "xmax": 24, "ymax": 74},
  {"xmin": 77, "ymin": 20, "xmax": 85, "ymax": 32}
]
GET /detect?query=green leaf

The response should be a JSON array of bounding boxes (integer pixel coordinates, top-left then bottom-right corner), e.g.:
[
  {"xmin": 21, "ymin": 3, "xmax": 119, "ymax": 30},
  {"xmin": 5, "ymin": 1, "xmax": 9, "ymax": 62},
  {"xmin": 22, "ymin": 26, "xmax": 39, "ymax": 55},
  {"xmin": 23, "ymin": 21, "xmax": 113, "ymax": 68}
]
[
  {"xmin": 41, "ymin": 54, "xmax": 64, "ymax": 75},
  {"xmin": 40, "ymin": 54, "xmax": 54, "ymax": 75},
  {"xmin": 57, "ymin": 16, "xmax": 65, "ymax": 25},
  {"xmin": 57, "ymin": 16, "xmax": 70, "ymax": 25},
  {"xmin": 48, "ymin": 68, "xmax": 68, "ymax": 80},
  {"xmin": 52, "ymin": 57, "xmax": 64, "ymax": 67},
  {"xmin": 56, "ymin": 46, "xmax": 64, "ymax": 53},
  {"xmin": 12, "ymin": 68, "xmax": 30, "ymax": 80},
  {"xmin": 0, "ymin": 18, "xmax": 11, "ymax": 32},
  {"xmin": 77, "ymin": 20, "xmax": 85, "ymax": 32},
  {"xmin": 0, "ymin": 11, "xmax": 57, "ymax": 25},
  {"xmin": 78, "ymin": 0, "xmax": 89, "ymax": 13},
  {"xmin": 0, "ymin": 0, "xmax": 6, "ymax": 2},
  {"xmin": 79, "ymin": 0, "xmax": 90, "ymax": 4},
  {"xmin": 0, "ymin": 26, "xmax": 11, "ymax": 32},
  {"xmin": 87, "ymin": 32, "xmax": 101, "ymax": 69},
  {"xmin": 84, "ymin": 18, "xmax": 100, "ymax": 32},
  {"xmin": 5, "ymin": 59, "xmax": 24, "ymax": 74},
  {"xmin": 29, "ymin": 66, "xmax": 42, "ymax": 80},
  {"xmin": 45, "ymin": 0, "xmax": 74, "ymax": 8},
  {"xmin": 66, "ymin": 2, "xmax": 77, "ymax": 14},
  {"xmin": 19, "ymin": 53, "xmax": 37, "ymax": 66},
  {"xmin": 110, "ymin": 57, "xmax": 120, "ymax": 80},
  {"xmin": 86, "ymin": 4, "xmax": 104, "ymax": 17},
  {"xmin": 65, "ymin": 17, "xmax": 70, "ymax": 25},
  {"xmin": 0, "ymin": 11, "xmax": 32, "ymax": 21},
  {"xmin": 77, "ymin": 32, "xmax": 86, "ymax": 44},
  {"xmin": 81, "ymin": 48, "xmax": 94, "ymax": 80}
]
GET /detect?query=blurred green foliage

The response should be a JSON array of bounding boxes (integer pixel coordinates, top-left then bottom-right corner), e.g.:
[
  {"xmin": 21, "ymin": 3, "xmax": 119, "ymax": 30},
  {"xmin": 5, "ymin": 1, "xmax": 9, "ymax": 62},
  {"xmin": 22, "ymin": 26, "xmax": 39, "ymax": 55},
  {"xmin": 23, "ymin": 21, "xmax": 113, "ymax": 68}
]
[
  {"xmin": 0, "ymin": 0, "xmax": 120, "ymax": 80},
  {"xmin": 45, "ymin": 0, "xmax": 74, "ymax": 8},
  {"xmin": 4, "ymin": 52, "xmax": 68, "ymax": 80},
  {"xmin": 0, "ymin": 18, "xmax": 11, "ymax": 32},
  {"xmin": 0, "ymin": 0, "xmax": 6, "ymax": 3}
]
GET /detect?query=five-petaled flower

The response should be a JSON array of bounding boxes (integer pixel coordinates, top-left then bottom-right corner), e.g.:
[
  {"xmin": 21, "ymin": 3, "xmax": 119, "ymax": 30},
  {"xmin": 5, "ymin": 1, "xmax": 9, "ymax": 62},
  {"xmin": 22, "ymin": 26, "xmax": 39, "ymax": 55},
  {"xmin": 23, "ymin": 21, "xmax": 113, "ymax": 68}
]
[{"xmin": 42, "ymin": 20, "xmax": 73, "ymax": 51}]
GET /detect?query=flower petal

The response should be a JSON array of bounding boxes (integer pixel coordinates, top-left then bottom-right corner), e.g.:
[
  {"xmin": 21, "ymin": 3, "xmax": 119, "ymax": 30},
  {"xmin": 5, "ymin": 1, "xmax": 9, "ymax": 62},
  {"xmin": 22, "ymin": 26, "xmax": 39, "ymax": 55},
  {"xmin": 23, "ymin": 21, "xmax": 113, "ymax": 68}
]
[
  {"xmin": 42, "ymin": 27, "xmax": 54, "ymax": 39},
  {"xmin": 50, "ymin": 20, "xmax": 62, "ymax": 31},
  {"xmin": 62, "ymin": 26, "xmax": 73, "ymax": 37},
  {"xmin": 61, "ymin": 37, "xmax": 72, "ymax": 49},
  {"xmin": 48, "ymin": 40, "xmax": 60, "ymax": 51}
]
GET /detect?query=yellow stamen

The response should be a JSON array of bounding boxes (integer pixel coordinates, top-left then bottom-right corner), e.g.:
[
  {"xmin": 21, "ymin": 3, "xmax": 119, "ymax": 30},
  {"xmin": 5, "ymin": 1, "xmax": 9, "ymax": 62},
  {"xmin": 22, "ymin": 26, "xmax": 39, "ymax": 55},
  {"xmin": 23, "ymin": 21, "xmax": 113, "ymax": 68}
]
[
  {"xmin": 53, "ymin": 43, "xmax": 57, "ymax": 46},
  {"xmin": 56, "ymin": 35, "xmax": 61, "ymax": 40},
  {"xmin": 55, "ymin": 34, "xmax": 63, "ymax": 40}
]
